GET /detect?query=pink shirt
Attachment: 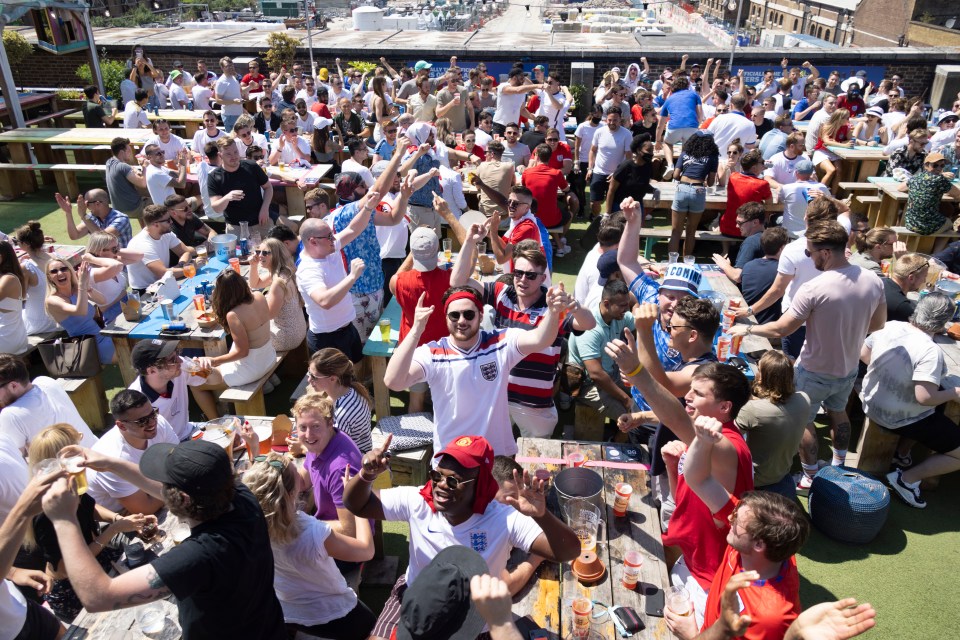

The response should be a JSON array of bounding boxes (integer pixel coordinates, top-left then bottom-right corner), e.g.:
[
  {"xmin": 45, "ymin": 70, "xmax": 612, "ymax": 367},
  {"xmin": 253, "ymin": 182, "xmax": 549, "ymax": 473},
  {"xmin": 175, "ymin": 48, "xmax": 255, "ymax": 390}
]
[{"xmin": 787, "ymin": 264, "xmax": 884, "ymax": 377}]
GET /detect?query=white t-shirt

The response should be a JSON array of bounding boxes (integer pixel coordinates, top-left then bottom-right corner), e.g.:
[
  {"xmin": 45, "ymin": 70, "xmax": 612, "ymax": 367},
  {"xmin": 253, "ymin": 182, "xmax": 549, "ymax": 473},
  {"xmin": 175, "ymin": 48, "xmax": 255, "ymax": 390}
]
[
  {"xmin": 295, "ymin": 111, "xmax": 319, "ymax": 134},
  {"xmin": 272, "ymin": 512, "xmax": 357, "ymax": 625},
  {"xmin": 191, "ymin": 85, "xmax": 213, "ymax": 111},
  {"xmin": 805, "ymin": 108, "xmax": 832, "ymax": 153},
  {"xmin": 777, "ymin": 236, "xmax": 823, "ymax": 311},
  {"xmin": 169, "ymin": 83, "xmax": 188, "ymax": 109},
  {"xmin": 130, "ymin": 360, "xmax": 205, "ymax": 441},
  {"xmin": 439, "ymin": 165, "xmax": 467, "ymax": 218},
  {"xmin": 297, "ymin": 239, "xmax": 356, "ymax": 333},
  {"xmin": 146, "ymin": 134, "xmax": 186, "ymax": 159},
  {"xmin": 574, "ymin": 244, "xmax": 604, "ymax": 306},
  {"xmin": 707, "ymin": 113, "xmax": 758, "ymax": 154},
  {"xmin": 0, "ymin": 581, "xmax": 27, "ymax": 640},
  {"xmin": 536, "ymin": 90, "xmax": 571, "ymax": 140},
  {"xmin": 145, "ymin": 163, "xmax": 177, "ymax": 205},
  {"xmin": 763, "ymin": 151, "xmax": 805, "ymax": 186},
  {"xmin": 295, "ymin": 89, "xmax": 319, "ymax": 109},
  {"xmin": 0, "ymin": 438, "xmax": 28, "ymax": 525},
  {"xmin": 411, "ymin": 329, "xmax": 525, "ymax": 456},
  {"xmin": 191, "ymin": 128, "xmax": 225, "ymax": 155},
  {"xmin": 574, "ymin": 121, "xmax": 602, "ymax": 163},
  {"xmin": 881, "ymin": 111, "xmax": 906, "ymax": 132},
  {"xmin": 474, "ymin": 128, "xmax": 492, "ymax": 150},
  {"xmin": 590, "ymin": 125, "xmax": 633, "ymax": 176},
  {"xmin": 86, "ymin": 417, "xmax": 179, "ymax": 513},
  {"xmin": 196, "ymin": 160, "xmax": 221, "ymax": 219},
  {"xmin": 341, "ymin": 158, "xmax": 375, "ymax": 187},
  {"xmin": 0, "ymin": 377, "xmax": 98, "ymax": 456},
  {"xmin": 380, "ymin": 486, "xmax": 543, "ymax": 584},
  {"xmin": 214, "ymin": 75, "xmax": 243, "ymax": 116},
  {"xmin": 861, "ymin": 321, "xmax": 946, "ymax": 429},
  {"xmin": 779, "ymin": 181, "xmax": 830, "ymax": 234},
  {"xmin": 122, "ymin": 103, "xmax": 150, "ymax": 129},
  {"xmin": 375, "ymin": 192, "xmax": 407, "ymax": 260},
  {"xmin": 235, "ymin": 132, "xmax": 270, "ymax": 158},
  {"xmin": 127, "ymin": 230, "xmax": 181, "ymax": 289},
  {"xmin": 271, "ymin": 136, "xmax": 312, "ymax": 166},
  {"xmin": 493, "ymin": 86, "xmax": 528, "ymax": 126},
  {"xmin": 22, "ymin": 259, "xmax": 59, "ymax": 335}
]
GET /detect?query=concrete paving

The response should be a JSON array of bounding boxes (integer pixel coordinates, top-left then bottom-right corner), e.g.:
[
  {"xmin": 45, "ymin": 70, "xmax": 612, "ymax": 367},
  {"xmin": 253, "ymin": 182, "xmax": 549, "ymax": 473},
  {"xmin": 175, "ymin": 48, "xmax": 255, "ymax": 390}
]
[{"xmin": 481, "ymin": 0, "xmax": 548, "ymax": 34}]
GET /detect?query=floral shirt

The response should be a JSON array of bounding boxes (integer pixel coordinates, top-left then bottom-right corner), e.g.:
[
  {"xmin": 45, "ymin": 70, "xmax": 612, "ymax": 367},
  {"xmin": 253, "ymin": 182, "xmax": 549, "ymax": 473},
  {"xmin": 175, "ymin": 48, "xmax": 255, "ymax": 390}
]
[
  {"xmin": 884, "ymin": 147, "xmax": 926, "ymax": 178},
  {"xmin": 905, "ymin": 171, "xmax": 954, "ymax": 235},
  {"xmin": 943, "ymin": 144, "xmax": 960, "ymax": 176},
  {"xmin": 327, "ymin": 201, "xmax": 383, "ymax": 296}
]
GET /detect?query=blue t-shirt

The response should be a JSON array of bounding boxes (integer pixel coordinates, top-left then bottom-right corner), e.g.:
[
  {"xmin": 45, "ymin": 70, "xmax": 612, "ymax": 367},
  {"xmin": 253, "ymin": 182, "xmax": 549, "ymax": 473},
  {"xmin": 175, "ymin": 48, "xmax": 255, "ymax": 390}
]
[
  {"xmin": 327, "ymin": 201, "xmax": 383, "ymax": 296},
  {"xmin": 734, "ymin": 232, "xmax": 764, "ymax": 269},
  {"xmin": 374, "ymin": 137, "xmax": 396, "ymax": 161},
  {"xmin": 759, "ymin": 129, "xmax": 788, "ymax": 160},
  {"xmin": 627, "ymin": 272, "xmax": 683, "ymax": 411},
  {"xmin": 676, "ymin": 150, "xmax": 719, "ymax": 182},
  {"xmin": 791, "ymin": 98, "xmax": 812, "ymax": 121},
  {"xmin": 661, "ymin": 89, "xmax": 702, "ymax": 130},
  {"xmin": 740, "ymin": 257, "xmax": 782, "ymax": 325},
  {"xmin": 408, "ymin": 153, "xmax": 441, "ymax": 207}
]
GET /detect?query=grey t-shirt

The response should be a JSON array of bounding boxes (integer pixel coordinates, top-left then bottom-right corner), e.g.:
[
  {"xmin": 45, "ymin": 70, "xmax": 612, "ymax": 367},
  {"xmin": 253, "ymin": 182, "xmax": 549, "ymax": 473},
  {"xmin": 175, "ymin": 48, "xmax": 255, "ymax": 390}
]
[
  {"xmin": 105, "ymin": 157, "xmax": 142, "ymax": 213},
  {"xmin": 735, "ymin": 392, "xmax": 810, "ymax": 486}
]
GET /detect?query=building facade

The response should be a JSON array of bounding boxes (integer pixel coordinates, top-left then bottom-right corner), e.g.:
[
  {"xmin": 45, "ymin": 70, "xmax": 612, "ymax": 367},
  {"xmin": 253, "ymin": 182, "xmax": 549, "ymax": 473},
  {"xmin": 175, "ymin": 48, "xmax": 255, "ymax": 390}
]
[{"xmin": 745, "ymin": 0, "xmax": 857, "ymax": 45}]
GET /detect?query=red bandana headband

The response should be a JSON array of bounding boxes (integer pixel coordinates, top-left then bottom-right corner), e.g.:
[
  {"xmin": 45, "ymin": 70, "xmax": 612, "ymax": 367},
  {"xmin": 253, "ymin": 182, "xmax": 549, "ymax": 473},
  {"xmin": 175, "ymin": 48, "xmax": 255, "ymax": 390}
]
[{"xmin": 443, "ymin": 290, "xmax": 483, "ymax": 315}]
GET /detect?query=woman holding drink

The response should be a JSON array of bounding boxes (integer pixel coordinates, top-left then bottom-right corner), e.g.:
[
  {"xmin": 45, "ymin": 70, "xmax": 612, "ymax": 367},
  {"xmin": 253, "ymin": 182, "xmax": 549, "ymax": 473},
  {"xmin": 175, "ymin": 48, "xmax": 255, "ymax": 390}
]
[
  {"xmin": 242, "ymin": 452, "xmax": 375, "ymax": 639},
  {"xmin": 248, "ymin": 237, "xmax": 307, "ymax": 354},
  {"xmin": 27, "ymin": 424, "xmax": 157, "ymax": 621},
  {"xmin": 83, "ymin": 231, "xmax": 144, "ymax": 324},
  {"xmin": 194, "ymin": 268, "xmax": 277, "ymax": 389}
]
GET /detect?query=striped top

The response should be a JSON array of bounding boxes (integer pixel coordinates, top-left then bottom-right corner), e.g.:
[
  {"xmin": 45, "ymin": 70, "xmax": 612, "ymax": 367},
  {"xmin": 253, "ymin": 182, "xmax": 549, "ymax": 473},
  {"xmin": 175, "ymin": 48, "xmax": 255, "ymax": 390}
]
[
  {"xmin": 335, "ymin": 386, "xmax": 372, "ymax": 454},
  {"xmin": 482, "ymin": 281, "xmax": 573, "ymax": 409}
]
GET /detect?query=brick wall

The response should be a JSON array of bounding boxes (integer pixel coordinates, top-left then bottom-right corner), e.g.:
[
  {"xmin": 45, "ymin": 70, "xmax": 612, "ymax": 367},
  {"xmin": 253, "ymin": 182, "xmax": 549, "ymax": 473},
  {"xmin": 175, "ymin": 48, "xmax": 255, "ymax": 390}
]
[{"xmin": 852, "ymin": 0, "xmax": 913, "ymax": 47}]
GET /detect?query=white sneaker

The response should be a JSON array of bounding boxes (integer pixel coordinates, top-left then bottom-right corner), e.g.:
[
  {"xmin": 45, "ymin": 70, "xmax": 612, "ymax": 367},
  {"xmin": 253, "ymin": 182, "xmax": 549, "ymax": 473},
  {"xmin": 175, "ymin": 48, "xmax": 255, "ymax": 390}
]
[
  {"xmin": 556, "ymin": 243, "xmax": 572, "ymax": 256},
  {"xmin": 887, "ymin": 469, "xmax": 926, "ymax": 508}
]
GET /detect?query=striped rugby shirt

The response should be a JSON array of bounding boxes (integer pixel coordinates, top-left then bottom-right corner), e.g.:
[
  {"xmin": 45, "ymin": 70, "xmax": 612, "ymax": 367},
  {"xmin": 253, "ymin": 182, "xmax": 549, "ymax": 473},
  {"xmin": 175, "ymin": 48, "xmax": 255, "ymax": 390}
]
[{"xmin": 482, "ymin": 281, "xmax": 573, "ymax": 409}]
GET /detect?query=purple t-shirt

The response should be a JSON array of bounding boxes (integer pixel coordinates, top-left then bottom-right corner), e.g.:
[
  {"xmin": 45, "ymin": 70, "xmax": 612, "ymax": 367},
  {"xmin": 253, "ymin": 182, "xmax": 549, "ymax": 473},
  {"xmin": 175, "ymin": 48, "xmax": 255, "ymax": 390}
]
[{"xmin": 305, "ymin": 430, "xmax": 362, "ymax": 521}]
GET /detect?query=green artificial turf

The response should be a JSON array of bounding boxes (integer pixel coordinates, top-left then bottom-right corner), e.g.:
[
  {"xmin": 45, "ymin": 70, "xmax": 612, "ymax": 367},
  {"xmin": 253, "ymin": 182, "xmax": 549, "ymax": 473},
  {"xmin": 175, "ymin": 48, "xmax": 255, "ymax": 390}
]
[{"xmin": 4, "ymin": 181, "xmax": 958, "ymax": 638}]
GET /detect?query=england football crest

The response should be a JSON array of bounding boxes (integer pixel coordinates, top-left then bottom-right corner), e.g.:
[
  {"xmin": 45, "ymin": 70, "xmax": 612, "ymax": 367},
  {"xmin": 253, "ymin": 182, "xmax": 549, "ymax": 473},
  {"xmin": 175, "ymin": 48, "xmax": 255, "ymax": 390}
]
[
  {"xmin": 480, "ymin": 361, "xmax": 498, "ymax": 381},
  {"xmin": 469, "ymin": 530, "xmax": 488, "ymax": 553}
]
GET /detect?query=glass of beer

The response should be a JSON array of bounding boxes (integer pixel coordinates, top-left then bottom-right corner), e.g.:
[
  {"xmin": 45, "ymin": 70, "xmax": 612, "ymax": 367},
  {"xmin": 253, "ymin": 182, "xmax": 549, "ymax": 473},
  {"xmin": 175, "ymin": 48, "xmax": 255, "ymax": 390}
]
[
  {"xmin": 171, "ymin": 523, "xmax": 191, "ymax": 546},
  {"xmin": 57, "ymin": 451, "xmax": 88, "ymax": 495},
  {"xmin": 666, "ymin": 585, "xmax": 692, "ymax": 616},
  {"xmin": 442, "ymin": 239, "xmax": 453, "ymax": 263},
  {"xmin": 183, "ymin": 261, "xmax": 197, "ymax": 279},
  {"xmin": 196, "ymin": 245, "xmax": 208, "ymax": 266},
  {"xmin": 378, "ymin": 318, "xmax": 391, "ymax": 343},
  {"xmin": 183, "ymin": 358, "xmax": 209, "ymax": 379},
  {"xmin": 571, "ymin": 596, "xmax": 593, "ymax": 638}
]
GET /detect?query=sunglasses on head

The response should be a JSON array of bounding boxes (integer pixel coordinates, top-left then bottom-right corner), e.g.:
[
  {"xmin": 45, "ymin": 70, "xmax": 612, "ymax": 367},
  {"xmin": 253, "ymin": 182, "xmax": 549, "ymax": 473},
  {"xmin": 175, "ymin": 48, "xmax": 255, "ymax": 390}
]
[
  {"xmin": 254, "ymin": 455, "xmax": 286, "ymax": 470},
  {"xmin": 429, "ymin": 469, "xmax": 476, "ymax": 490},
  {"xmin": 513, "ymin": 269, "xmax": 543, "ymax": 281},
  {"xmin": 447, "ymin": 310, "xmax": 477, "ymax": 322}
]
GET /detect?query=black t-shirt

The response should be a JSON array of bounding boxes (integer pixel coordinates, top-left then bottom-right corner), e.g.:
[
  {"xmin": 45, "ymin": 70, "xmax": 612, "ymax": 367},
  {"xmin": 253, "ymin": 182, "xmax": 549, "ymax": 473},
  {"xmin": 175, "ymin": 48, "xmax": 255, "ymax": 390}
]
[
  {"xmin": 611, "ymin": 159, "xmax": 655, "ymax": 205},
  {"xmin": 934, "ymin": 241, "xmax": 960, "ymax": 274},
  {"xmin": 151, "ymin": 484, "xmax": 285, "ymax": 640},
  {"xmin": 207, "ymin": 160, "xmax": 269, "ymax": 225},
  {"xmin": 171, "ymin": 216, "xmax": 208, "ymax": 247},
  {"xmin": 755, "ymin": 118, "xmax": 774, "ymax": 139},
  {"xmin": 254, "ymin": 112, "xmax": 282, "ymax": 135},
  {"xmin": 883, "ymin": 276, "xmax": 916, "ymax": 322},
  {"xmin": 631, "ymin": 120, "xmax": 657, "ymax": 139},
  {"xmin": 33, "ymin": 493, "xmax": 98, "ymax": 569},
  {"xmin": 734, "ymin": 232, "xmax": 764, "ymax": 269},
  {"xmin": 520, "ymin": 130, "xmax": 546, "ymax": 151},
  {"xmin": 82, "ymin": 101, "xmax": 106, "ymax": 128},
  {"xmin": 740, "ymin": 257, "xmax": 782, "ymax": 325}
]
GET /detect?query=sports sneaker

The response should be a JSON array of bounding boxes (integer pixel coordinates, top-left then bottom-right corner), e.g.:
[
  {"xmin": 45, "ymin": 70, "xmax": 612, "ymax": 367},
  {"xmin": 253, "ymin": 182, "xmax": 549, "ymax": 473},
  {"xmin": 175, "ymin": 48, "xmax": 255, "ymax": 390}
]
[
  {"xmin": 557, "ymin": 243, "xmax": 572, "ymax": 257},
  {"xmin": 795, "ymin": 474, "xmax": 813, "ymax": 491},
  {"xmin": 887, "ymin": 469, "xmax": 926, "ymax": 508},
  {"xmin": 644, "ymin": 212, "xmax": 653, "ymax": 221}
]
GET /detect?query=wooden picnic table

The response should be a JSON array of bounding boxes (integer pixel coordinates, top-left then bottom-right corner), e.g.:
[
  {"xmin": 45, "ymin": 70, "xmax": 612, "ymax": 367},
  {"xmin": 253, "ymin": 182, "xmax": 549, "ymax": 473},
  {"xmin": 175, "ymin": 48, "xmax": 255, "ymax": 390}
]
[
  {"xmin": 66, "ymin": 108, "xmax": 208, "ymax": 138},
  {"xmin": 646, "ymin": 181, "xmax": 784, "ymax": 213},
  {"xmin": 184, "ymin": 161, "xmax": 333, "ymax": 218},
  {"xmin": 867, "ymin": 175, "xmax": 960, "ymax": 228},
  {"xmin": 510, "ymin": 437, "xmax": 669, "ymax": 639},
  {"xmin": 101, "ymin": 258, "xmax": 244, "ymax": 386},
  {"xmin": 0, "ymin": 92, "xmax": 59, "ymax": 125},
  {"xmin": 827, "ymin": 145, "xmax": 887, "ymax": 183},
  {"xmin": 14, "ymin": 244, "xmax": 86, "ymax": 267},
  {"xmin": 363, "ymin": 297, "xmax": 400, "ymax": 420}
]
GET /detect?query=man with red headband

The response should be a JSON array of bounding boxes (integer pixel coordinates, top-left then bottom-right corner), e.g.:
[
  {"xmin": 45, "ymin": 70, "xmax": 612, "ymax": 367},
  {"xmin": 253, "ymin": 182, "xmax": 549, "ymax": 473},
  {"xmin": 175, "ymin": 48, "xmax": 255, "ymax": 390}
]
[
  {"xmin": 384, "ymin": 284, "xmax": 574, "ymax": 456},
  {"xmin": 344, "ymin": 433, "xmax": 580, "ymax": 640}
]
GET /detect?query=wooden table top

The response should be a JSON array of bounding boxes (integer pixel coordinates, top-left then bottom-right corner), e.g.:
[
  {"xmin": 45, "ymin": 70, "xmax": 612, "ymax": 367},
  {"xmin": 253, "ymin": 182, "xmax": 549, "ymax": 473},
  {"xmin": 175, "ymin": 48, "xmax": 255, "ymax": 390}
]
[
  {"xmin": 827, "ymin": 145, "xmax": 888, "ymax": 160},
  {"xmin": 0, "ymin": 127, "xmax": 156, "ymax": 145},
  {"xmin": 0, "ymin": 92, "xmax": 56, "ymax": 115},
  {"xmin": 67, "ymin": 108, "xmax": 207, "ymax": 124},
  {"xmin": 511, "ymin": 437, "xmax": 669, "ymax": 639}
]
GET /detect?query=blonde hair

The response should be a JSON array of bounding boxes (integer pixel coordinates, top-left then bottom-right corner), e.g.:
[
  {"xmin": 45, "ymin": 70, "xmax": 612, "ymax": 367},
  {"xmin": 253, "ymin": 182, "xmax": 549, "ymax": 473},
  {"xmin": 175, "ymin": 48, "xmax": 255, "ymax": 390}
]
[
  {"xmin": 24, "ymin": 423, "xmax": 83, "ymax": 550},
  {"xmin": 86, "ymin": 231, "xmax": 120, "ymax": 256},
  {"xmin": 259, "ymin": 237, "xmax": 296, "ymax": 283},
  {"xmin": 241, "ymin": 452, "xmax": 302, "ymax": 544},
  {"xmin": 823, "ymin": 109, "xmax": 850, "ymax": 139},
  {"xmin": 292, "ymin": 392, "xmax": 335, "ymax": 420},
  {"xmin": 43, "ymin": 259, "xmax": 78, "ymax": 301}
]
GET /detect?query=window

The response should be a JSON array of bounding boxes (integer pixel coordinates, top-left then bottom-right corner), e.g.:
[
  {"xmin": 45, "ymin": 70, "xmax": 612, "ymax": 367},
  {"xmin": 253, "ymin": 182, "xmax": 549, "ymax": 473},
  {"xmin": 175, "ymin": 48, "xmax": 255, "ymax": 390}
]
[
  {"xmin": 793, "ymin": 18, "xmax": 798, "ymax": 30},
  {"xmin": 825, "ymin": 29, "xmax": 831, "ymax": 41}
]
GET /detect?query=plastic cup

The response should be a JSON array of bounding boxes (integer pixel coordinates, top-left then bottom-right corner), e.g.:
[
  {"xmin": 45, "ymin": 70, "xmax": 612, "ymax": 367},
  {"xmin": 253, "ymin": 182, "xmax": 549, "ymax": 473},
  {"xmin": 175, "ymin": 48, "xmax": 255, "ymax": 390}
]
[
  {"xmin": 171, "ymin": 523, "xmax": 191, "ymax": 546},
  {"xmin": 566, "ymin": 451, "xmax": 586, "ymax": 468},
  {"xmin": 136, "ymin": 603, "xmax": 166, "ymax": 635},
  {"xmin": 668, "ymin": 252, "xmax": 679, "ymax": 264},
  {"xmin": 57, "ymin": 452, "xmax": 88, "ymax": 495},
  {"xmin": 683, "ymin": 255, "xmax": 695, "ymax": 265},
  {"xmin": 229, "ymin": 257, "xmax": 241, "ymax": 274},
  {"xmin": 34, "ymin": 458, "xmax": 61, "ymax": 478},
  {"xmin": 613, "ymin": 481, "xmax": 633, "ymax": 517},
  {"xmin": 572, "ymin": 596, "xmax": 593, "ymax": 638},
  {"xmin": 160, "ymin": 298, "xmax": 174, "ymax": 320},
  {"xmin": 183, "ymin": 262, "xmax": 197, "ymax": 279},
  {"xmin": 193, "ymin": 294, "xmax": 206, "ymax": 312},
  {"xmin": 621, "ymin": 550, "xmax": 643, "ymax": 589},
  {"xmin": 442, "ymin": 239, "xmax": 453, "ymax": 263},
  {"xmin": 666, "ymin": 585, "xmax": 692, "ymax": 616},
  {"xmin": 378, "ymin": 318, "xmax": 391, "ymax": 342}
]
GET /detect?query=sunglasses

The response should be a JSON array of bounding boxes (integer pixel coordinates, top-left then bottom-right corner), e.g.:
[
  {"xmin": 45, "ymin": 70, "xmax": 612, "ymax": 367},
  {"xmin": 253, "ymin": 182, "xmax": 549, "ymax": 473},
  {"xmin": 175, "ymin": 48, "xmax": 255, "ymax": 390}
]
[
  {"xmin": 429, "ymin": 469, "xmax": 476, "ymax": 490},
  {"xmin": 384, "ymin": 129, "xmax": 398, "ymax": 134},
  {"xmin": 283, "ymin": 128, "xmax": 299, "ymax": 134},
  {"xmin": 313, "ymin": 234, "xmax": 333, "ymax": 241},
  {"xmin": 254, "ymin": 249, "xmax": 271, "ymax": 256},
  {"xmin": 728, "ymin": 151, "xmax": 740, "ymax": 156},
  {"xmin": 254, "ymin": 455, "xmax": 286, "ymax": 470},
  {"xmin": 103, "ymin": 246, "xmax": 120, "ymax": 253},
  {"xmin": 154, "ymin": 217, "xmax": 171, "ymax": 224},
  {"xmin": 49, "ymin": 266, "xmax": 71, "ymax": 275},
  {"xmin": 546, "ymin": 138, "xmax": 559, "ymax": 142},
  {"xmin": 506, "ymin": 199, "xmax": 527, "ymax": 209},
  {"xmin": 120, "ymin": 407, "xmax": 159, "ymax": 427},
  {"xmin": 513, "ymin": 269, "xmax": 544, "ymax": 281},
  {"xmin": 667, "ymin": 323, "xmax": 692, "ymax": 332},
  {"xmin": 447, "ymin": 310, "xmax": 477, "ymax": 322}
]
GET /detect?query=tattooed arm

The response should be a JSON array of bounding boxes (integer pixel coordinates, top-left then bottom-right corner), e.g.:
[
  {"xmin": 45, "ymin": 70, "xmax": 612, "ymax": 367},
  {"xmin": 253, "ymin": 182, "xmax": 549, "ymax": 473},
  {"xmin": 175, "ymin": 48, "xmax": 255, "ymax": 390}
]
[{"xmin": 45, "ymin": 477, "xmax": 171, "ymax": 612}]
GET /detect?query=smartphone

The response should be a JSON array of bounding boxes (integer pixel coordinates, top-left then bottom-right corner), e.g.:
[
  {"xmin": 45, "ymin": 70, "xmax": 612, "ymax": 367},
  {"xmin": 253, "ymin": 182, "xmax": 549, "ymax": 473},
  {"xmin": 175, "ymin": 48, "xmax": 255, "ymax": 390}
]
[
  {"xmin": 529, "ymin": 631, "xmax": 550, "ymax": 640},
  {"xmin": 644, "ymin": 587, "xmax": 665, "ymax": 617}
]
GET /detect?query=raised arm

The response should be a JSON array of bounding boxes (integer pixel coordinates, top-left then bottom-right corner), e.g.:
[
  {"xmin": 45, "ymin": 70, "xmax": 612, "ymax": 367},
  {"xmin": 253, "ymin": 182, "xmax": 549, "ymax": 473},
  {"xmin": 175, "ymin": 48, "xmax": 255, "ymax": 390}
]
[
  {"xmin": 684, "ymin": 417, "xmax": 734, "ymax": 517},
  {"xmin": 343, "ymin": 434, "xmax": 392, "ymax": 520},
  {"xmin": 450, "ymin": 223, "xmax": 485, "ymax": 291},
  {"xmin": 616, "ymin": 197, "xmax": 654, "ymax": 285},
  {"xmin": 337, "ymin": 190, "xmax": 379, "ymax": 247},
  {"xmin": 515, "ymin": 285, "xmax": 568, "ymax": 356},
  {"xmin": 384, "ymin": 293, "xmax": 431, "ymax": 391}
]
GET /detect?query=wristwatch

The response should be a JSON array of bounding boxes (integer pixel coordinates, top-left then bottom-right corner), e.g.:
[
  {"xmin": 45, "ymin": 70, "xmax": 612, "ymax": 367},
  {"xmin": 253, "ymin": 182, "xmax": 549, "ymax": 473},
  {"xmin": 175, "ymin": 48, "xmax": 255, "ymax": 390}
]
[{"xmin": 746, "ymin": 305, "xmax": 754, "ymax": 316}]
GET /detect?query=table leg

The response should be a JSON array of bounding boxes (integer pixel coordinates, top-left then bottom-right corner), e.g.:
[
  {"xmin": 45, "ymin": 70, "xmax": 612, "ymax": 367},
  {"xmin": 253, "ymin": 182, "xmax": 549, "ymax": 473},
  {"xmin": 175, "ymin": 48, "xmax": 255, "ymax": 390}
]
[
  {"xmin": 203, "ymin": 338, "xmax": 229, "ymax": 358},
  {"xmin": 54, "ymin": 170, "xmax": 80, "ymax": 199},
  {"xmin": 7, "ymin": 142, "xmax": 37, "ymax": 193},
  {"xmin": 284, "ymin": 185, "xmax": 305, "ymax": 217},
  {"xmin": 184, "ymin": 122, "xmax": 199, "ymax": 139},
  {"xmin": 369, "ymin": 356, "xmax": 391, "ymax": 419},
  {"xmin": 838, "ymin": 159, "xmax": 857, "ymax": 185},
  {"xmin": 113, "ymin": 337, "xmax": 136, "ymax": 386},
  {"xmin": 33, "ymin": 144, "xmax": 66, "ymax": 188},
  {"xmin": 877, "ymin": 194, "xmax": 900, "ymax": 228},
  {"xmin": 858, "ymin": 160, "xmax": 881, "ymax": 182}
]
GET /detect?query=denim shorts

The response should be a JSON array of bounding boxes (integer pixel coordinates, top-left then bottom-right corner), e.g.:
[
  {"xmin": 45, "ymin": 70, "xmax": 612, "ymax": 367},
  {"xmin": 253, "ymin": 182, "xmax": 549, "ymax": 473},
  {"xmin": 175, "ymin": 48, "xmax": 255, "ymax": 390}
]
[
  {"xmin": 795, "ymin": 365, "xmax": 858, "ymax": 423},
  {"xmin": 672, "ymin": 182, "xmax": 707, "ymax": 214},
  {"xmin": 589, "ymin": 172, "xmax": 611, "ymax": 202}
]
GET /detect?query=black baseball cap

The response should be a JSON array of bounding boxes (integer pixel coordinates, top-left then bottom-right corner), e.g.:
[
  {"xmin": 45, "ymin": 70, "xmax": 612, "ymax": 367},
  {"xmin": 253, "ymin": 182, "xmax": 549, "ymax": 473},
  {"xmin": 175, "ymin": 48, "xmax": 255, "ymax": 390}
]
[
  {"xmin": 131, "ymin": 339, "xmax": 179, "ymax": 371},
  {"xmin": 140, "ymin": 440, "xmax": 233, "ymax": 495},
  {"xmin": 396, "ymin": 547, "xmax": 488, "ymax": 640}
]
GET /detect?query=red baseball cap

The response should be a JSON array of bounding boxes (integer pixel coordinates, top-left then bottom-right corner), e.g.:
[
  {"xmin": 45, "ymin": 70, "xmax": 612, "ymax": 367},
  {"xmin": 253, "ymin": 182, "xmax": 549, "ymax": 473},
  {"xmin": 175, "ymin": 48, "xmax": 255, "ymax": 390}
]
[{"xmin": 434, "ymin": 435, "xmax": 493, "ymax": 469}]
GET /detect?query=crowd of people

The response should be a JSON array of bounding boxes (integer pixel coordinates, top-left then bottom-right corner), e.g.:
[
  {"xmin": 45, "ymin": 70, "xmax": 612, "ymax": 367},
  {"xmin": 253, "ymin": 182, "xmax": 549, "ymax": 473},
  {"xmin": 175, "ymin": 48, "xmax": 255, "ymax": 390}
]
[{"xmin": 13, "ymin": 48, "xmax": 960, "ymax": 639}]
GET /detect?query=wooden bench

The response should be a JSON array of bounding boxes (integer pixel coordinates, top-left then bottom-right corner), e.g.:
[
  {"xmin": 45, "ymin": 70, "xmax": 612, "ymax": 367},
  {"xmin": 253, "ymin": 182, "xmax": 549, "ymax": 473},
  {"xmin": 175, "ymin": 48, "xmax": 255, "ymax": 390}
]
[
  {"xmin": 858, "ymin": 195, "xmax": 884, "ymax": 227},
  {"xmin": 58, "ymin": 374, "xmax": 109, "ymax": 432},
  {"xmin": 848, "ymin": 417, "xmax": 900, "ymax": 476},
  {"xmin": 892, "ymin": 225, "xmax": 960, "ymax": 253},
  {"xmin": 0, "ymin": 163, "xmax": 107, "ymax": 199},
  {"xmin": 218, "ymin": 352, "xmax": 288, "ymax": 415},
  {"xmin": 574, "ymin": 402, "xmax": 606, "ymax": 441},
  {"xmin": 24, "ymin": 108, "xmax": 78, "ymax": 128},
  {"xmin": 636, "ymin": 228, "xmax": 744, "ymax": 259},
  {"xmin": 837, "ymin": 181, "xmax": 878, "ymax": 199}
]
